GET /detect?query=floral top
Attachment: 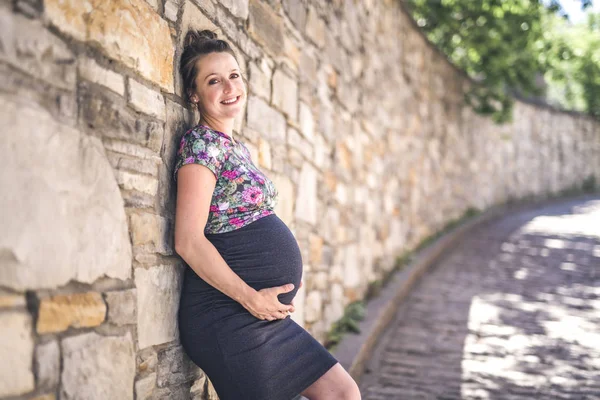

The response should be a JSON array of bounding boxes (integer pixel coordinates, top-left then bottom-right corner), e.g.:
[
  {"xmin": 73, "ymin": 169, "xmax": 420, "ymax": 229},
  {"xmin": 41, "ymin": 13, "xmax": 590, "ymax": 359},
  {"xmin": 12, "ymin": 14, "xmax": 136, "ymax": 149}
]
[{"xmin": 174, "ymin": 125, "xmax": 279, "ymax": 234}]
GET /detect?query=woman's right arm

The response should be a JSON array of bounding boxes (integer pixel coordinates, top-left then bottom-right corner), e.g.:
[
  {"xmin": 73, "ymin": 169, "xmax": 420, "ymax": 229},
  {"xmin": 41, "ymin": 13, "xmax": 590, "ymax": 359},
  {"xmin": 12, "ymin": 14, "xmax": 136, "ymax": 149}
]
[{"xmin": 174, "ymin": 163, "xmax": 294, "ymax": 321}]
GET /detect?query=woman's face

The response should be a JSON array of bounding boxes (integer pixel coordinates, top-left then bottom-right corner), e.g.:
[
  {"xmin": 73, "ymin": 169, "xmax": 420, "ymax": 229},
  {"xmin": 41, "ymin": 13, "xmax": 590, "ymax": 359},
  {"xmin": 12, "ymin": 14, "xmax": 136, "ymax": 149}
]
[{"xmin": 189, "ymin": 52, "xmax": 246, "ymax": 122}]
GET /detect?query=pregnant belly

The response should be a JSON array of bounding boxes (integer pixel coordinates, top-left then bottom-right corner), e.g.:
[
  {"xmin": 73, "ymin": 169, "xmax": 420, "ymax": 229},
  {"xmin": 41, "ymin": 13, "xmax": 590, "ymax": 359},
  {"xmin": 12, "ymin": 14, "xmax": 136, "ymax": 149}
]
[{"xmin": 206, "ymin": 213, "xmax": 303, "ymax": 305}]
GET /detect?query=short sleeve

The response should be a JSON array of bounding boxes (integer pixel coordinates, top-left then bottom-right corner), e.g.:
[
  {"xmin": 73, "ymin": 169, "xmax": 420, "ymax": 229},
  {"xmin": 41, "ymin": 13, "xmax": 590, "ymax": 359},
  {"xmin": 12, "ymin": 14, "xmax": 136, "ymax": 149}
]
[{"xmin": 173, "ymin": 129, "xmax": 227, "ymax": 181}]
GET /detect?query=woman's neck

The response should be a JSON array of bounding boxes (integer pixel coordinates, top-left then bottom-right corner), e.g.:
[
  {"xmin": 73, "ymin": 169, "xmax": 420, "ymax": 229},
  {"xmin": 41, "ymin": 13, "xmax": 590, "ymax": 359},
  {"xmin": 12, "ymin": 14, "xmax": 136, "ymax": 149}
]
[{"xmin": 199, "ymin": 117, "xmax": 235, "ymax": 142}]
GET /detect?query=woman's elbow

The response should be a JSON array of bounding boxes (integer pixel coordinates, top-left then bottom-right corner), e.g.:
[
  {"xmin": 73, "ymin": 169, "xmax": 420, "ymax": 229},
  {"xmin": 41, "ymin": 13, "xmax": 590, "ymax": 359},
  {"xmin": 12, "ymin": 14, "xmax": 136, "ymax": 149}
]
[{"xmin": 174, "ymin": 232, "xmax": 205, "ymax": 259}]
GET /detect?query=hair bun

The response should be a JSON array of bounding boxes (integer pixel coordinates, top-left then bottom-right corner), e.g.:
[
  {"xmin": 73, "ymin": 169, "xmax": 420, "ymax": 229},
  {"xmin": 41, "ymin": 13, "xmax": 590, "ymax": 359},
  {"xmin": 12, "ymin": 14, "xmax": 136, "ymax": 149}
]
[{"xmin": 184, "ymin": 29, "xmax": 218, "ymax": 47}]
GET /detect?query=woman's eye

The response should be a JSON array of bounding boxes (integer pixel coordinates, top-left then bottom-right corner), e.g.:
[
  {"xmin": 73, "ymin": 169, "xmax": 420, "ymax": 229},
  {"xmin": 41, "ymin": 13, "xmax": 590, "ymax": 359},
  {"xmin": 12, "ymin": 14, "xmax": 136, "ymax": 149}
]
[
  {"xmin": 230, "ymin": 73, "xmax": 239, "ymax": 79},
  {"xmin": 209, "ymin": 79, "xmax": 219, "ymax": 85}
]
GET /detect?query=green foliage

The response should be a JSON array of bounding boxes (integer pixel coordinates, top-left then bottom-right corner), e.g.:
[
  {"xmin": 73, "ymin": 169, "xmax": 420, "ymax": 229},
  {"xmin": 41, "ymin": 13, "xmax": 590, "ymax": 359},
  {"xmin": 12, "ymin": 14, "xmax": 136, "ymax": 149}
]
[
  {"xmin": 404, "ymin": 0, "xmax": 599, "ymax": 121},
  {"xmin": 544, "ymin": 12, "xmax": 600, "ymax": 117},
  {"xmin": 324, "ymin": 301, "xmax": 366, "ymax": 350}
]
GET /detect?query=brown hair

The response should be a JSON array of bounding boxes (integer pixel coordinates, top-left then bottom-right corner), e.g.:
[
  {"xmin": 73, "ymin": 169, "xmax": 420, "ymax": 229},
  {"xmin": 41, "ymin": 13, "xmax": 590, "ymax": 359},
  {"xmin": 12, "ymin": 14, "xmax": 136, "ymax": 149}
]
[{"xmin": 180, "ymin": 30, "xmax": 246, "ymax": 106}]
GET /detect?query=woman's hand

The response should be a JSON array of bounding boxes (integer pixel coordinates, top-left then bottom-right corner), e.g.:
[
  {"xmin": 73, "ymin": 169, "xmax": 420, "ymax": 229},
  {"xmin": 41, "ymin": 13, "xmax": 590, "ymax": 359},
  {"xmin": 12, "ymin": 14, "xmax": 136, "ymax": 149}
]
[
  {"xmin": 289, "ymin": 281, "xmax": 303, "ymax": 314},
  {"xmin": 244, "ymin": 283, "xmax": 296, "ymax": 321}
]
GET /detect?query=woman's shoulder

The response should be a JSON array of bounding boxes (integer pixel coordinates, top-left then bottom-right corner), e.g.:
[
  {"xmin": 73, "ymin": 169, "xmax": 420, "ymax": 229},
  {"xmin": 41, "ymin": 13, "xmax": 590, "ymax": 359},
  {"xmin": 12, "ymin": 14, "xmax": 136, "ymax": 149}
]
[{"xmin": 181, "ymin": 124, "xmax": 222, "ymax": 143}]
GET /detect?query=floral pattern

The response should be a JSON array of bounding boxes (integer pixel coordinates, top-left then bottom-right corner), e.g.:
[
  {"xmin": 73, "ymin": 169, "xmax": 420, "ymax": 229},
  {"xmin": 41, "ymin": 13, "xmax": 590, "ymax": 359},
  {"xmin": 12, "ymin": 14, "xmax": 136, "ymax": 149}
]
[{"xmin": 174, "ymin": 125, "xmax": 279, "ymax": 234}]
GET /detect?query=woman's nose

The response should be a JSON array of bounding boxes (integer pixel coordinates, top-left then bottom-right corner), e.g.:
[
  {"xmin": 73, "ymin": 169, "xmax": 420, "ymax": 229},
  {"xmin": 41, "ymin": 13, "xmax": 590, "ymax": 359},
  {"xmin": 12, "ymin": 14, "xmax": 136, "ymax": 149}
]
[{"xmin": 223, "ymin": 79, "xmax": 233, "ymax": 93}]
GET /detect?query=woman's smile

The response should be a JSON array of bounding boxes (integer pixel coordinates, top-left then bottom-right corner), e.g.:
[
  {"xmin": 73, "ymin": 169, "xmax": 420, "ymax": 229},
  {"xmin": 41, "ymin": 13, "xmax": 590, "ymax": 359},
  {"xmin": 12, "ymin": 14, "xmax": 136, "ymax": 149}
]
[{"xmin": 221, "ymin": 95, "xmax": 241, "ymax": 105}]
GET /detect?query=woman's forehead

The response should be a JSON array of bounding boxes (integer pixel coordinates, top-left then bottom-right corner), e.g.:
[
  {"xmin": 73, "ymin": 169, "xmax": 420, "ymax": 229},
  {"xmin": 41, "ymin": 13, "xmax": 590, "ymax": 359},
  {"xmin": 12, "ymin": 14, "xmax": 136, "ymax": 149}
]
[{"xmin": 197, "ymin": 52, "xmax": 239, "ymax": 75}]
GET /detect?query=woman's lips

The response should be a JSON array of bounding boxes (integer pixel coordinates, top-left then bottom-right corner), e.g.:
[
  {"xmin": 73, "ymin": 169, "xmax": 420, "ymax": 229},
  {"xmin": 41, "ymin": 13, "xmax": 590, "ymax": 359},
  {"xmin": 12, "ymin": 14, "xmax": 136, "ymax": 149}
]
[{"xmin": 221, "ymin": 95, "xmax": 241, "ymax": 105}]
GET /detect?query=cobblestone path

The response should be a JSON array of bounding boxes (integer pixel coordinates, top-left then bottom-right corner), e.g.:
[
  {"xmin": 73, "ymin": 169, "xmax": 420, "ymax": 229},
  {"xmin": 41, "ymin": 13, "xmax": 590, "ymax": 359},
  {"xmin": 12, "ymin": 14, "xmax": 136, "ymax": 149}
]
[{"xmin": 360, "ymin": 197, "xmax": 600, "ymax": 399}]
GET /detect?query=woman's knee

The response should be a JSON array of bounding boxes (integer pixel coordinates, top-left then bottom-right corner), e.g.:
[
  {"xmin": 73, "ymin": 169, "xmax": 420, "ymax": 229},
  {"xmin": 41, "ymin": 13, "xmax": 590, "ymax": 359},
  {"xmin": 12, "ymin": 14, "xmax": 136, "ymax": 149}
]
[{"xmin": 301, "ymin": 363, "xmax": 361, "ymax": 400}]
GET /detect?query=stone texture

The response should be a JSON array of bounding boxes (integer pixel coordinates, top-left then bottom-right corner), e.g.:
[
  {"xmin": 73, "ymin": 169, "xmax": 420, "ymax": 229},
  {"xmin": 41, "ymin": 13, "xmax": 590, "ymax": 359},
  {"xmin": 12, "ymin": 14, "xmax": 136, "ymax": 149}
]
[
  {"xmin": 128, "ymin": 79, "xmax": 166, "ymax": 120},
  {"xmin": 304, "ymin": 290, "xmax": 323, "ymax": 324},
  {"xmin": 249, "ymin": 59, "xmax": 272, "ymax": 100},
  {"xmin": 271, "ymin": 173, "xmax": 295, "ymax": 226},
  {"xmin": 157, "ymin": 345, "xmax": 201, "ymax": 387},
  {"xmin": 0, "ymin": 98, "xmax": 132, "ymax": 291},
  {"xmin": 164, "ymin": 0, "xmax": 179, "ymax": 21},
  {"xmin": 258, "ymin": 138, "xmax": 272, "ymax": 169},
  {"xmin": 135, "ymin": 265, "xmax": 183, "ymax": 349},
  {"xmin": 305, "ymin": 6, "xmax": 326, "ymax": 48},
  {"xmin": 0, "ymin": 294, "xmax": 26, "ymax": 308},
  {"xmin": 246, "ymin": 96, "xmax": 287, "ymax": 142},
  {"xmin": 45, "ymin": 0, "xmax": 174, "ymax": 92},
  {"xmin": 36, "ymin": 340, "xmax": 60, "ymax": 390},
  {"xmin": 105, "ymin": 289, "xmax": 137, "ymax": 326},
  {"xmin": 220, "ymin": 0, "xmax": 249, "ymax": 19},
  {"xmin": 0, "ymin": 312, "xmax": 34, "ymax": 397},
  {"xmin": 299, "ymin": 102, "xmax": 315, "ymax": 141},
  {"xmin": 272, "ymin": 68, "xmax": 298, "ymax": 120},
  {"xmin": 0, "ymin": 8, "xmax": 76, "ymax": 91},
  {"xmin": 135, "ymin": 373, "xmax": 156, "ymax": 400},
  {"xmin": 283, "ymin": 0, "xmax": 307, "ymax": 31},
  {"xmin": 37, "ymin": 292, "xmax": 106, "ymax": 334},
  {"xmin": 61, "ymin": 332, "xmax": 135, "ymax": 400},
  {"xmin": 78, "ymin": 57, "xmax": 125, "ymax": 96},
  {"xmin": 79, "ymin": 82, "xmax": 164, "ymax": 152},
  {"xmin": 248, "ymin": 0, "xmax": 284, "ymax": 56},
  {"xmin": 295, "ymin": 162, "xmax": 318, "ymax": 224}
]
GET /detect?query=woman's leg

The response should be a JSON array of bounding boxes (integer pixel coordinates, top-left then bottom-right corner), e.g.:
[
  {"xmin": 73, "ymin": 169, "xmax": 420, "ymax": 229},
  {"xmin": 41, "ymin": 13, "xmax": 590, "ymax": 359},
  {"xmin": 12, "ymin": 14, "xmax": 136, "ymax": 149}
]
[{"xmin": 300, "ymin": 363, "xmax": 361, "ymax": 400}]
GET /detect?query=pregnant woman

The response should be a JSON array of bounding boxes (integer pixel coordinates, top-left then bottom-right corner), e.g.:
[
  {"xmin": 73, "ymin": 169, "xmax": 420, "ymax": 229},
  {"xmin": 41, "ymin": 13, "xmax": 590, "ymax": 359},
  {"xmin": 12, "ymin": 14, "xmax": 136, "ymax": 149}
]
[{"xmin": 174, "ymin": 30, "xmax": 361, "ymax": 400}]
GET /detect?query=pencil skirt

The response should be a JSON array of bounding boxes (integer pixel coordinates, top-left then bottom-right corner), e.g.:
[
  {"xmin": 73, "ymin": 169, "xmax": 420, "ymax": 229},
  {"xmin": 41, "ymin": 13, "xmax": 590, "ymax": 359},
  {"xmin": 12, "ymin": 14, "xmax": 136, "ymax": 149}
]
[{"xmin": 178, "ymin": 213, "xmax": 338, "ymax": 400}]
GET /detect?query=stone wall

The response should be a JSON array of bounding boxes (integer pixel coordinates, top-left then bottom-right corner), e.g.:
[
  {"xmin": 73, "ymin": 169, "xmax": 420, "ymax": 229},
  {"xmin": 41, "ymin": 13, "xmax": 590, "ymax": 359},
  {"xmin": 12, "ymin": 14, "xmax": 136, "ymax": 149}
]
[{"xmin": 1, "ymin": 0, "xmax": 599, "ymax": 399}]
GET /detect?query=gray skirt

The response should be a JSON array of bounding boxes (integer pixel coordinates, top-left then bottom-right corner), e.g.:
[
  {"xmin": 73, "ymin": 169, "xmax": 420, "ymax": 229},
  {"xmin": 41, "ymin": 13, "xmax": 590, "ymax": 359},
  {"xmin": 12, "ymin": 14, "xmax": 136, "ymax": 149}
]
[{"xmin": 178, "ymin": 213, "xmax": 338, "ymax": 400}]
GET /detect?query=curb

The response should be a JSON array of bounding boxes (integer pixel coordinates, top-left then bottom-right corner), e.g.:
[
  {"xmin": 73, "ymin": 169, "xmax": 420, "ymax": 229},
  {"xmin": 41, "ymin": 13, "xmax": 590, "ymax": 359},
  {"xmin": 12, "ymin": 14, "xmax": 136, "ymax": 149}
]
[{"xmin": 331, "ymin": 192, "xmax": 599, "ymax": 384}]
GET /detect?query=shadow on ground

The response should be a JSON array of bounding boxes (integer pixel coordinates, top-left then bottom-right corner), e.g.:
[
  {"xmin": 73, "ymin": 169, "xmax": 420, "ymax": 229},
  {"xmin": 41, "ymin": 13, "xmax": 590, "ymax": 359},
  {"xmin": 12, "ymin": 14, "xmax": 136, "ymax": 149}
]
[{"xmin": 360, "ymin": 196, "xmax": 600, "ymax": 399}]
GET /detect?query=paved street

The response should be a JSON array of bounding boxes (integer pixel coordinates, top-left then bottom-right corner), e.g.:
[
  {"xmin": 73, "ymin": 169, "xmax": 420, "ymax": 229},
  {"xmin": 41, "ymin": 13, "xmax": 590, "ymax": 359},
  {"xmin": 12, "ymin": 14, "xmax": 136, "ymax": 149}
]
[{"xmin": 360, "ymin": 197, "xmax": 600, "ymax": 399}]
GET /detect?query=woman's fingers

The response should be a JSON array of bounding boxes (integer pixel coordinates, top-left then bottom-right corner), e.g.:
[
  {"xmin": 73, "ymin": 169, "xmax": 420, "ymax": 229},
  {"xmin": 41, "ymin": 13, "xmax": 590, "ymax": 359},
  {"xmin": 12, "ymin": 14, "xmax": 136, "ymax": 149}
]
[{"xmin": 275, "ymin": 283, "xmax": 295, "ymax": 294}]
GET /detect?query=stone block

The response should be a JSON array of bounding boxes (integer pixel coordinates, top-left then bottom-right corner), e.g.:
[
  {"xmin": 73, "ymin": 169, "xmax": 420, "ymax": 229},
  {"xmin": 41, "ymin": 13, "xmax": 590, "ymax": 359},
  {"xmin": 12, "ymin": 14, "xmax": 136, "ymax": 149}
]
[
  {"xmin": 130, "ymin": 212, "xmax": 161, "ymax": 246},
  {"xmin": 135, "ymin": 373, "xmax": 156, "ymax": 400},
  {"xmin": 270, "ymin": 173, "xmax": 294, "ymax": 227},
  {"xmin": 0, "ymin": 8, "xmax": 76, "ymax": 91},
  {"xmin": 246, "ymin": 96, "xmax": 286, "ymax": 143},
  {"xmin": 249, "ymin": 60, "xmax": 272, "ymax": 100},
  {"xmin": 157, "ymin": 345, "xmax": 201, "ymax": 387},
  {"xmin": 164, "ymin": 0, "xmax": 179, "ymax": 21},
  {"xmin": 299, "ymin": 102, "xmax": 315, "ymax": 141},
  {"xmin": 135, "ymin": 265, "xmax": 183, "ymax": 349},
  {"xmin": 0, "ymin": 312, "xmax": 34, "ymax": 397},
  {"xmin": 0, "ymin": 98, "xmax": 132, "ymax": 291},
  {"xmin": 282, "ymin": 0, "xmax": 307, "ymax": 31},
  {"xmin": 305, "ymin": 6, "xmax": 325, "ymax": 48},
  {"xmin": 79, "ymin": 82, "xmax": 164, "ymax": 152},
  {"xmin": 78, "ymin": 57, "xmax": 125, "ymax": 96},
  {"xmin": 309, "ymin": 234, "xmax": 324, "ymax": 266},
  {"xmin": 37, "ymin": 292, "xmax": 106, "ymax": 334},
  {"xmin": 288, "ymin": 126, "xmax": 314, "ymax": 160},
  {"xmin": 0, "ymin": 294, "xmax": 26, "ymax": 308},
  {"xmin": 272, "ymin": 68, "xmax": 298, "ymax": 120},
  {"xmin": 343, "ymin": 245, "xmax": 360, "ymax": 288},
  {"xmin": 45, "ymin": 0, "xmax": 174, "ymax": 92},
  {"xmin": 117, "ymin": 171, "xmax": 159, "ymax": 196},
  {"xmin": 304, "ymin": 290, "xmax": 322, "ymax": 323},
  {"xmin": 105, "ymin": 289, "xmax": 137, "ymax": 326},
  {"xmin": 61, "ymin": 332, "xmax": 135, "ymax": 400},
  {"xmin": 248, "ymin": 0, "xmax": 283, "ymax": 56},
  {"xmin": 290, "ymin": 277, "xmax": 306, "ymax": 327},
  {"xmin": 295, "ymin": 162, "xmax": 318, "ymax": 224},
  {"xmin": 220, "ymin": 0, "xmax": 249, "ymax": 19},
  {"xmin": 258, "ymin": 138, "xmax": 272, "ymax": 169},
  {"xmin": 106, "ymin": 151, "xmax": 159, "ymax": 176},
  {"xmin": 36, "ymin": 340, "xmax": 59, "ymax": 390},
  {"xmin": 128, "ymin": 79, "xmax": 166, "ymax": 120}
]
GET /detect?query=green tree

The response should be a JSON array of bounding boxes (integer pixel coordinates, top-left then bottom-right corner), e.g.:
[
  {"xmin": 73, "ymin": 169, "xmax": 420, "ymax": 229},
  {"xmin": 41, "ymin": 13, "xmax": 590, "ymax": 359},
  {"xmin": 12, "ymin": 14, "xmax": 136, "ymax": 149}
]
[{"xmin": 404, "ymin": 0, "xmax": 598, "ymax": 122}]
